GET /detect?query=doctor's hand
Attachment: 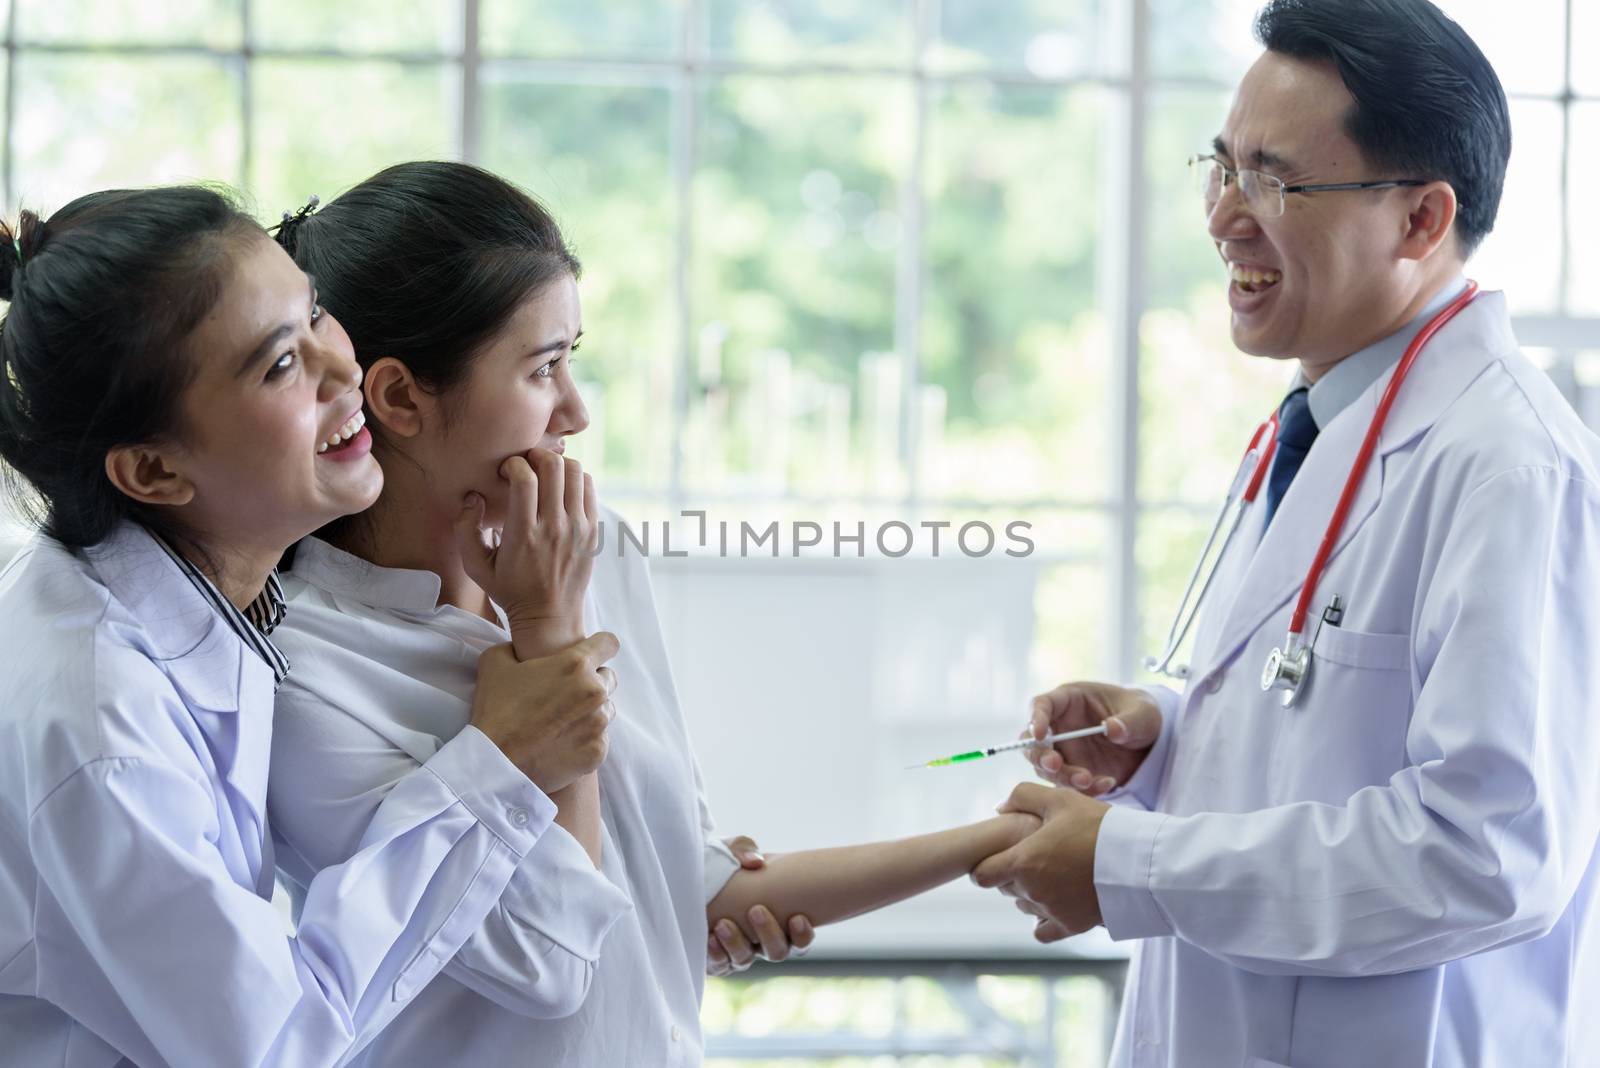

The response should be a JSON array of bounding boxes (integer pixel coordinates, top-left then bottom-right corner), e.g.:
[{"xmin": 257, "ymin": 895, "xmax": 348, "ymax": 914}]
[
  {"xmin": 455, "ymin": 448, "xmax": 600, "ymax": 661},
  {"xmin": 971, "ymin": 783, "xmax": 1110, "ymax": 942},
  {"xmin": 706, "ymin": 836, "xmax": 815, "ymax": 976},
  {"xmin": 1023, "ymin": 681, "xmax": 1161, "ymax": 797},
  {"xmin": 468, "ymin": 634, "xmax": 620, "ymax": 795}
]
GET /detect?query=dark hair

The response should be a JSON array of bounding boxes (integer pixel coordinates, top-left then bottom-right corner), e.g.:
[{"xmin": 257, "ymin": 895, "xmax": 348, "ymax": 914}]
[
  {"xmin": 1254, "ymin": 0, "xmax": 1511, "ymax": 255},
  {"xmin": 0, "ymin": 187, "xmax": 262, "ymax": 548},
  {"xmin": 277, "ymin": 161, "xmax": 581, "ymax": 409}
]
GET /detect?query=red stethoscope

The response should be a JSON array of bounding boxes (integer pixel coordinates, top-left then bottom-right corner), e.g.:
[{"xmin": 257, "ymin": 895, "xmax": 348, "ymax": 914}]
[{"xmin": 1145, "ymin": 280, "xmax": 1480, "ymax": 705}]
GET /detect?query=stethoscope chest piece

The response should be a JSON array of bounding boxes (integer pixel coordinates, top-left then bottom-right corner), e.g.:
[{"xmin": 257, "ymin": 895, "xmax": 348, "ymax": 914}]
[
  {"xmin": 1261, "ymin": 594, "xmax": 1344, "ymax": 708},
  {"xmin": 1260, "ymin": 640, "xmax": 1311, "ymax": 707}
]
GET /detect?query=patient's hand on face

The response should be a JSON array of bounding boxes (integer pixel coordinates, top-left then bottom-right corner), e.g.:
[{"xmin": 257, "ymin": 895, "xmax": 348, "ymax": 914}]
[{"xmin": 454, "ymin": 449, "xmax": 600, "ymax": 661}]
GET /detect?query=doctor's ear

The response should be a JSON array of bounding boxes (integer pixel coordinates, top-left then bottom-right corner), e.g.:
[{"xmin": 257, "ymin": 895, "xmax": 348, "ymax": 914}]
[
  {"xmin": 364, "ymin": 357, "xmax": 433, "ymax": 439},
  {"xmin": 1398, "ymin": 181, "xmax": 1459, "ymax": 263},
  {"xmin": 104, "ymin": 444, "xmax": 195, "ymax": 509}
]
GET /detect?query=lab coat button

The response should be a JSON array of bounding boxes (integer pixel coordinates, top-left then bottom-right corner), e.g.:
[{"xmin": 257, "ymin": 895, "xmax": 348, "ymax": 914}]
[
  {"xmin": 1204, "ymin": 672, "xmax": 1223, "ymax": 694},
  {"xmin": 671, "ymin": 1025, "xmax": 681, "ymax": 1042},
  {"xmin": 507, "ymin": 806, "xmax": 530, "ymax": 828}
]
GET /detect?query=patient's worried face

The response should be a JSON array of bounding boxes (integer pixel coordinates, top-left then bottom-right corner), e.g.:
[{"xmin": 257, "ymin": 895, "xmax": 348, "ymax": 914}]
[{"xmin": 433, "ymin": 274, "xmax": 590, "ymax": 530}]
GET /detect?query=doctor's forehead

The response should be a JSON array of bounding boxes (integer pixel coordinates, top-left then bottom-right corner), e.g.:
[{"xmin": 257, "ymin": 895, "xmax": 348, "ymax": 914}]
[{"xmin": 1219, "ymin": 51, "xmax": 1360, "ymax": 173}]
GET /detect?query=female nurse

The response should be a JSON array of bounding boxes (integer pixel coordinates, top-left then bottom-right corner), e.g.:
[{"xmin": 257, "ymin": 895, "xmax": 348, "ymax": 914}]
[
  {"xmin": 0, "ymin": 186, "xmax": 621, "ymax": 1066},
  {"xmin": 265, "ymin": 161, "xmax": 1040, "ymax": 1066}
]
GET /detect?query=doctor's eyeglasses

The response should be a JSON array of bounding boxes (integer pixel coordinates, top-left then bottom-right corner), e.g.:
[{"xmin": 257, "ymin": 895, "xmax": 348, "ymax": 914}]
[{"xmin": 1188, "ymin": 154, "xmax": 1428, "ymax": 219}]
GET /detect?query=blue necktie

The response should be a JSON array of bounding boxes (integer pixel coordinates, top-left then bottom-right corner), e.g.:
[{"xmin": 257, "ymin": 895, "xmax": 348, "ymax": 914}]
[{"xmin": 1264, "ymin": 387, "xmax": 1319, "ymax": 527}]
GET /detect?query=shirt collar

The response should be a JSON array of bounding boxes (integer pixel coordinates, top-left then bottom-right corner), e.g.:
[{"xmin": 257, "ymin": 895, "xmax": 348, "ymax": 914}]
[
  {"xmin": 286, "ymin": 535, "xmax": 446, "ymax": 614},
  {"xmin": 1295, "ymin": 274, "xmax": 1469, "ymax": 431},
  {"xmin": 147, "ymin": 530, "xmax": 291, "ymax": 690}
]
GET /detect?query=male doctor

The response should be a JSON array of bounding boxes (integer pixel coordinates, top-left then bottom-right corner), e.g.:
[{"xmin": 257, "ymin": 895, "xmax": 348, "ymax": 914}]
[{"xmin": 972, "ymin": 1, "xmax": 1600, "ymax": 1065}]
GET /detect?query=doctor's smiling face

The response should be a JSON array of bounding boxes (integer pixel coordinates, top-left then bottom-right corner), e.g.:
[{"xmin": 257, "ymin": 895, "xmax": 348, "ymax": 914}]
[{"xmin": 1206, "ymin": 51, "xmax": 1460, "ymax": 376}]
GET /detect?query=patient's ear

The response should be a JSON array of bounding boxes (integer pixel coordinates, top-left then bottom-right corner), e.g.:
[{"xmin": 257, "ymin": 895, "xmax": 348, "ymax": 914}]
[
  {"xmin": 105, "ymin": 445, "xmax": 195, "ymax": 508},
  {"xmin": 364, "ymin": 357, "xmax": 430, "ymax": 439}
]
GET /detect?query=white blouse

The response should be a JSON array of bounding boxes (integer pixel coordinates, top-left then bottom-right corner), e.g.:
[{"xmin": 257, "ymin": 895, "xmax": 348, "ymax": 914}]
[{"xmin": 266, "ymin": 516, "xmax": 741, "ymax": 1067}]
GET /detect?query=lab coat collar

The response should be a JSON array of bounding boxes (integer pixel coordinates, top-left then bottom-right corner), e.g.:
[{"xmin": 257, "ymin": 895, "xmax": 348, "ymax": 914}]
[
  {"xmin": 1194, "ymin": 289, "xmax": 1515, "ymax": 684},
  {"xmin": 287, "ymin": 535, "xmax": 446, "ymax": 615},
  {"xmin": 85, "ymin": 522, "xmax": 274, "ymax": 846},
  {"xmin": 86, "ymin": 521, "xmax": 228, "ymax": 662}
]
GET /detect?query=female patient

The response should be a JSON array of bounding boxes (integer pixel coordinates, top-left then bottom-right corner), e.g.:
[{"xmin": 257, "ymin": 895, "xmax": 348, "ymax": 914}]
[
  {"xmin": 266, "ymin": 160, "xmax": 1037, "ymax": 1066},
  {"xmin": 0, "ymin": 187, "xmax": 617, "ymax": 1066}
]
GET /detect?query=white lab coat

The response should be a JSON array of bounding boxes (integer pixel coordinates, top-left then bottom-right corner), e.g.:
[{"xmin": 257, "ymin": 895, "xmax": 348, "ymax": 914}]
[
  {"xmin": 0, "ymin": 522, "xmax": 556, "ymax": 1067},
  {"xmin": 1095, "ymin": 292, "xmax": 1600, "ymax": 1067}
]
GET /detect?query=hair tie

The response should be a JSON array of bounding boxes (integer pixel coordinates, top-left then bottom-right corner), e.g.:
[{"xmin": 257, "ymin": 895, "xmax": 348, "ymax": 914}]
[{"xmin": 271, "ymin": 195, "xmax": 320, "ymax": 250}]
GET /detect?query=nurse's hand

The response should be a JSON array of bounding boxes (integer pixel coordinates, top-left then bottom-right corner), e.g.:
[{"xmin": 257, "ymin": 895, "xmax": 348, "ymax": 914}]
[
  {"xmin": 706, "ymin": 836, "xmax": 815, "ymax": 976},
  {"xmin": 455, "ymin": 449, "xmax": 599, "ymax": 660},
  {"xmin": 469, "ymin": 634, "xmax": 620, "ymax": 794},
  {"xmin": 971, "ymin": 783, "xmax": 1110, "ymax": 941},
  {"xmin": 1023, "ymin": 682, "xmax": 1161, "ymax": 796}
]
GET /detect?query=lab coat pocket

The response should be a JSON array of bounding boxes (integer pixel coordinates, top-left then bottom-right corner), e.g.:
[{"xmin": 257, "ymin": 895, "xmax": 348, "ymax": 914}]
[
  {"xmin": 1273, "ymin": 626, "xmax": 1412, "ymax": 803},
  {"xmin": 1307, "ymin": 623, "xmax": 1410, "ymax": 672},
  {"xmin": 1245, "ymin": 1059, "xmax": 1292, "ymax": 1068}
]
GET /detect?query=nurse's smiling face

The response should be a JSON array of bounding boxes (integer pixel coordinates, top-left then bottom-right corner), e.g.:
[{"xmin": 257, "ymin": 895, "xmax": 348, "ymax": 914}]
[
  {"xmin": 129, "ymin": 233, "xmax": 383, "ymax": 565},
  {"xmin": 371, "ymin": 274, "xmax": 589, "ymax": 531},
  {"xmin": 1207, "ymin": 51, "xmax": 1453, "ymax": 376}
]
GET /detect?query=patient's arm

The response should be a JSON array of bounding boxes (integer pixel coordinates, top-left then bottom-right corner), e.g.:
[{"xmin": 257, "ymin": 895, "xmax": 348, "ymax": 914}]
[
  {"xmin": 707, "ymin": 813, "xmax": 1040, "ymax": 942},
  {"xmin": 548, "ymin": 773, "xmax": 602, "ymax": 867}
]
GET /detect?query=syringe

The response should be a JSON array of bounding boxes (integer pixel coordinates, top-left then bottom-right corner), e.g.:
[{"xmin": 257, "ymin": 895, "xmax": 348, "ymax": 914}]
[{"xmin": 904, "ymin": 723, "xmax": 1109, "ymax": 769}]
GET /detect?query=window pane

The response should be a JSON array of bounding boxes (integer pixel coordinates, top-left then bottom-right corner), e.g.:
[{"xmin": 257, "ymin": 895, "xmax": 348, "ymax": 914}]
[
  {"xmin": 690, "ymin": 75, "xmax": 907, "ymax": 498},
  {"xmin": 1149, "ymin": 0, "xmax": 1262, "ymax": 83},
  {"xmin": 1570, "ymin": 105, "xmax": 1600, "ymax": 316},
  {"xmin": 1138, "ymin": 505, "xmax": 1226, "ymax": 679},
  {"xmin": 252, "ymin": 0, "xmax": 460, "ymax": 53},
  {"xmin": 922, "ymin": 83, "xmax": 1111, "ymax": 503},
  {"xmin": 1576, "ymin": 0, "xmax": 1600, "ymax": 97},
  {"xmin": 1471, "ymin": 99, "xmax": 1562, "ymax": 315},
  {"xmin": 480, "ymin": 74, "xmax": 675, "ymax": 489},
  {"xmin": 1141, "ymin": 88, "xmax": 1287, "ymax": 506},
  {"xmin": 481, "ymin": 0, "xmax": 678, "ymax": 58},
  {"xmin": 929, "ymin": 0, "xmax": 1124, "ymax": 78},
  {"xmin": 702, "ymin": 0, "xmax": 910, "ymax": 65},
  {"xmin": 17, "ymin": 0, "xmax": 239, "ymax": 47},
  {"xmin": 706, "ymin": 970, "xmax": 1116, "ymax": 1066},
  {"xmin": 13, "ymin": 56, "xmax": 241, "ymax": 207},
  {"xmin": 1152, "ymin": 0, "xmax": 1567, "ymax": 97},
  {"xmin": 1434, "ymin": 0, "xmax": 1567, "ymax": 97},
  {"xmin": 248, "ymin": 61, "xmax": 457, "ymax": 222}
]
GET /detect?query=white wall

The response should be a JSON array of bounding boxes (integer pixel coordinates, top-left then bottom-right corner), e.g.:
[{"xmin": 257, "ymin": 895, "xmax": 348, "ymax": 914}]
[{"xmin": 652, "ymin": 551, "xmax": 1121, "ymax": 961}]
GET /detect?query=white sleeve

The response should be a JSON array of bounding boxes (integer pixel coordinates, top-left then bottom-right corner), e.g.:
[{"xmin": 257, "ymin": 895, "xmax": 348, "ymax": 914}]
[
  {"xmin": 1094, "ymin": 467, "xmax": 1600, "ymax": 976},
  {"xmin": 1096, "ymin": 683, "xmax": 1179, "ymax": 811},
  {"xmin": 269, "ymin": 687, "xmax": 632, "ymax": 1020},
  {"xmin": 30, "ymin": 724, "xmax": 545, "ymax": 1067},
  {"xmin": 693, "ymin": 746, "xmax": 742, "ymax": 905}
]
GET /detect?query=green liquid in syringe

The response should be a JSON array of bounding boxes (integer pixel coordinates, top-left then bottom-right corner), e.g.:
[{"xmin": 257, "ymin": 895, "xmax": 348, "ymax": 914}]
[{"xmin": 927, "ymin": 750, "xmax": 987, "ymax": 767}]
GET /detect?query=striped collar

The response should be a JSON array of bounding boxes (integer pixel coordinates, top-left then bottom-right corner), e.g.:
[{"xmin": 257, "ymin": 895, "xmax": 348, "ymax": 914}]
[{"xmin": 148, "ymin": 532, "xmax": 291, "ymax": 690}]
